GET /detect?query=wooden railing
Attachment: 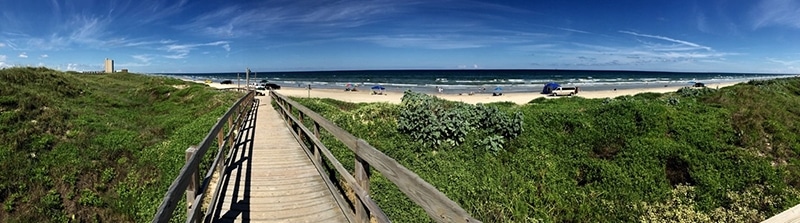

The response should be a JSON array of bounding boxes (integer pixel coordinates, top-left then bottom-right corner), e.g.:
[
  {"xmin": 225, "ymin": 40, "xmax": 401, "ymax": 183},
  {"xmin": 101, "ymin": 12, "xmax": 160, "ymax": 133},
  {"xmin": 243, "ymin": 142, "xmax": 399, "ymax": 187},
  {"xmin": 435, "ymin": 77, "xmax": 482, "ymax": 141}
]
[
  {"xmin": 152, "ymin": 91, "xmax": 256, "ymax": 223},
  {"xmin": 270, "ymin": 91, "xmax": 480, "ymax": 223}
]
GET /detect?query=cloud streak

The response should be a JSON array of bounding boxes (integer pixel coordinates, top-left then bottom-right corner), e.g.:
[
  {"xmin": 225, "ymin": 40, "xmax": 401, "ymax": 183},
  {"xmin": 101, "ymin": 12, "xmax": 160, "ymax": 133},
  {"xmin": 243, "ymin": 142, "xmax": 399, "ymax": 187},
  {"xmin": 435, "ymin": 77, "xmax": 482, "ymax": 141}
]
[
  {"xmin": 178, "ymin": 1, "xmax": 413, "ymax": 38},
  {"xmin": 162, "ymin": 41, "xmax": 230, "ymax": 59},
  {"xmin": 558, "ymin": 28, "xmax": 591, "ymax": 34},
  {"xmin": 767, "ymin": 58, "xmax": 800, "ymax": 66},
  {"xmin": 18, "ymin": 52, "xmax": 28, "ymax": 58},
  {"xmin": 619, "ymin": 31, "xmax": 712, "ymax": 51},
  {"xmin": 751, "ymin": 0, "xmax": 800, "ymax": 29},
  {"xmin": 358, "ymin": 35, "xmax": 485, "ymax": 49},
  {"xmin": 132, "ymin": 55, "xmax": 153, "ymax": 63}
]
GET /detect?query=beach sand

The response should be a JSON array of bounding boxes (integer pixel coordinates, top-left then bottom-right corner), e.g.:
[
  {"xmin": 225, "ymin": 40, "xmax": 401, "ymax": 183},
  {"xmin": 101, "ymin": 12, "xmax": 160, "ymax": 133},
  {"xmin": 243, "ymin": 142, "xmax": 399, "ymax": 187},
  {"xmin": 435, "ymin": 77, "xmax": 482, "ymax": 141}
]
[{"xmin": 197, "ymin": 80, "xmax": 741, "ymax": 105}]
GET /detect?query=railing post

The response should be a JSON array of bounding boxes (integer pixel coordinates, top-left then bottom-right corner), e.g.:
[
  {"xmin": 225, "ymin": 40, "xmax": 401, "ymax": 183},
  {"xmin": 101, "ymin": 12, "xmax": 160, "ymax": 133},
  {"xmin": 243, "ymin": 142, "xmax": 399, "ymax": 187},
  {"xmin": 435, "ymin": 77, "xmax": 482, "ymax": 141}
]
[
  {"xmin": 312, "ymin": 122, "xmax": 322, "ymax": 164},
  {"xmin": 217, "ymin": 128, "xmax": 224, "ymax": 151},
  {"xmin": 284, "ymin": 100, "xmax": 291, "ymax": 123},
  {"xmin": 185, "ymin": 146, "xmax": 200, "ymax": 221},
  {"xmin": 354, "ymin": 154, "xmax": 371, "ymax": 223},
  {"xmin": 226, "ymin": 116, "xmax": 235, "ymax": 158}
]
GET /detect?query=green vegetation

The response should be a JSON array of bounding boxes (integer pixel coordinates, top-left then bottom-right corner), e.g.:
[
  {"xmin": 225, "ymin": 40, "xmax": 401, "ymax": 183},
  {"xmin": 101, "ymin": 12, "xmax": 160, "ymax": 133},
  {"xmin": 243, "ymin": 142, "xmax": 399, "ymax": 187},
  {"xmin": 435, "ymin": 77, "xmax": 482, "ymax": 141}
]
[
  {"xmin": 397, "ymin": 91, "xmax": 523, "ymax": 150},
  {"xmin": 0, "ymin": 67, "xmax": 241, "ymax": 222},
  {"xmin": 293, "ymin": 78, "xmax": 800, "ymax": 222}
]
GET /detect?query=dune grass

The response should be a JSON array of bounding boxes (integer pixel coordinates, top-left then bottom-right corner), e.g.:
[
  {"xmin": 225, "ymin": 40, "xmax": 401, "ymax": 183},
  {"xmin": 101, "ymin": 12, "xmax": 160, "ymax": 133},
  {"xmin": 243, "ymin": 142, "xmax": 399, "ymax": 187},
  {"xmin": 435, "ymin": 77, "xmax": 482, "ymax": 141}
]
[
  {"xmin": 292, "ymin": 78, "xmax": 800, "ymax": 222},
  {"xmin": 0, "ymin": 67, "xmax": 241, "ymax": 222}
]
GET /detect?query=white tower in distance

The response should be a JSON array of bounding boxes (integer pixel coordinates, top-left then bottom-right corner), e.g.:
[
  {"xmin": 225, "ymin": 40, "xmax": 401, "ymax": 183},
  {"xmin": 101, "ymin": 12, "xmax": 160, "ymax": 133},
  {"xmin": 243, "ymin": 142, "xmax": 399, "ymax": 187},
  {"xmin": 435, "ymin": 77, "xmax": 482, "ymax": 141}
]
[{"xmin": 104, "ymin": 58, "xmax": 114, "ymax": 73}]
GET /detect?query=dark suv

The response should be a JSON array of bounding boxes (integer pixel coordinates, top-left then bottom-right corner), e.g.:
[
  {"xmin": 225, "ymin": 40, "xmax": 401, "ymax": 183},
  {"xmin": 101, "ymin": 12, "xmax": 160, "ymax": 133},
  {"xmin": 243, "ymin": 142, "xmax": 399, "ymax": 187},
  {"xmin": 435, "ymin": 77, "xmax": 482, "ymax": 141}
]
[{"xmin": 264, "ymin": 83, "xmax": 281, "ymax": 90}]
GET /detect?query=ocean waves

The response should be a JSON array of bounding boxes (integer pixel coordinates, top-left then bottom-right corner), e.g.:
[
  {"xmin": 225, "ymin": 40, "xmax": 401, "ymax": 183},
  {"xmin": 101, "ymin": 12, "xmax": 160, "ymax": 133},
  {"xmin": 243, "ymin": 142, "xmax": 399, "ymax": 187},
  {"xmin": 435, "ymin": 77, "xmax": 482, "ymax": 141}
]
[{"xmin": 154, "ymin": 69, "xmax": 794, "ymax": 94}]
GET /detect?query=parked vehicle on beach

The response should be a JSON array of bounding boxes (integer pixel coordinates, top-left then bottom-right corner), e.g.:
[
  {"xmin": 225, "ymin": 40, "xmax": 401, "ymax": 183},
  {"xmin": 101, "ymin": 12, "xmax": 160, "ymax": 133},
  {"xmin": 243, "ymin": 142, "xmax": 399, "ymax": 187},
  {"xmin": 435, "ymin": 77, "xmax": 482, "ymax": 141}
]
[
  {"xmin": 264, "ymin": 83, "xmax": 281, "ymax": 90},
  {"xmin": 551, "ymin": 87, "xmax": 579, "ymax": 96}
]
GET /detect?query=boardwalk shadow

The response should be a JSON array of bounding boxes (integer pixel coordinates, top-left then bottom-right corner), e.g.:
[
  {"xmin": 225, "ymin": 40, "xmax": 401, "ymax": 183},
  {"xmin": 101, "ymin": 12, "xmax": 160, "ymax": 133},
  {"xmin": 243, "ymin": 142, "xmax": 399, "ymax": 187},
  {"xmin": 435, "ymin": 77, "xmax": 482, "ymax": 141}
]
[{"xmin": 207, "ymin": 99, "xmax": 259, "ymax": 222}]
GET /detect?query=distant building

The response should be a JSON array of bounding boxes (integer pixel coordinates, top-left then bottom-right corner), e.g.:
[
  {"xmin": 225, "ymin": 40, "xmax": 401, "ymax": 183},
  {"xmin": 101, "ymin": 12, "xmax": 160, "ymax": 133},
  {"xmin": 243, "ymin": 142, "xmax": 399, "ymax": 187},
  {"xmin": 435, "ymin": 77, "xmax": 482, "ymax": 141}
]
[
  {"xmin": 121, "ymin": 69, "xmax": 128, "ymax": 73},
  {"xmin": 104, "ymin": 58, "xmax": 114, "ymax": 73}
]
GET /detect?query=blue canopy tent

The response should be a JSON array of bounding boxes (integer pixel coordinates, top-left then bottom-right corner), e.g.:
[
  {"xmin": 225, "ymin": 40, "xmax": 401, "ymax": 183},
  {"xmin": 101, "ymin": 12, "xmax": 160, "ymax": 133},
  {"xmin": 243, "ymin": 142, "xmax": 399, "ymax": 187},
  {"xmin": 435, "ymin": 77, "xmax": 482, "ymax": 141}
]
[
  {"xmin": 542, "ymin": 82, "xmax": 560, "ymax": 94},
  {"xmin": 493, "ymin": 86, "xmax": 503, "ymax": 96},
  {"xmin": 371, "ymin": 85, "xmax": 386, "ymax": 95}
]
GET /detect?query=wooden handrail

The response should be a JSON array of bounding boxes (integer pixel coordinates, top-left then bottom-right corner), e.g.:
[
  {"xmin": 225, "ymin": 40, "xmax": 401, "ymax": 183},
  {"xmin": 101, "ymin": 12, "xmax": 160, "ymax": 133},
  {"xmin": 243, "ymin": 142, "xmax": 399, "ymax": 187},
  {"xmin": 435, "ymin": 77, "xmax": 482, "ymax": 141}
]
[
  {"xmin": 270, "ymin": 91, "xmax": 480, "ymax": 223},
  {"xmin": 273, "ymin": 96, "xmax": 385, "ymax": 222},
  {"xmin": 152, "ymin": 91, "xmax": 255, "ymax": 223}
]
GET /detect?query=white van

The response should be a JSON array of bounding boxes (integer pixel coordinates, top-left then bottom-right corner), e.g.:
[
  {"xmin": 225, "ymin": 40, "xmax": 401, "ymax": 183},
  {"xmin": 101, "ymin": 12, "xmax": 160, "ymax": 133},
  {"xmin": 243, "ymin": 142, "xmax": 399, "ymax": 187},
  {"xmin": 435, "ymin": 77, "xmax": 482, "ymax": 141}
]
[{"xmin": 551, "ymin": 87, "xmax": 579, "ymax": 96}]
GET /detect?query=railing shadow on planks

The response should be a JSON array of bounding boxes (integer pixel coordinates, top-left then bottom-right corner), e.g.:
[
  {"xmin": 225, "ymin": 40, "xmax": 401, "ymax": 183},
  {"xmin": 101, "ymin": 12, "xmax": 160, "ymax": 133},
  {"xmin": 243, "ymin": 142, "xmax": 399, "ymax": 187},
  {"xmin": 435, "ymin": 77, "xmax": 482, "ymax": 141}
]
[
  {"xmin": 269, "ymin": 91, "xmax": 480, "ymax": 223},
  {"xmin": 152, "ymin": 91, "xmax": 257, "ymax": 223}
]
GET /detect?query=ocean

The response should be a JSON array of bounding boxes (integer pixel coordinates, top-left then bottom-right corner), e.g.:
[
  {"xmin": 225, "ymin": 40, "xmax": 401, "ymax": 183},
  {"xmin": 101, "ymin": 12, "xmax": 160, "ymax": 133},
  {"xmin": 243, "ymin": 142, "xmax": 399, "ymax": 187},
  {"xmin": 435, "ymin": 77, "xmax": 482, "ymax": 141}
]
[{"xmin": 154, "ymin": 69, "xmax": 795, "ymax": 94}]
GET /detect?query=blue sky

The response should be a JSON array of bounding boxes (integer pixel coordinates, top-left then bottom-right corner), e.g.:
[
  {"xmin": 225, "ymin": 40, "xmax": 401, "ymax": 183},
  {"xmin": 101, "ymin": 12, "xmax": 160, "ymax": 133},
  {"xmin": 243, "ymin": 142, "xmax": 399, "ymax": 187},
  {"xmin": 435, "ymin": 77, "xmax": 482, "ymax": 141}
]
[{"xmin": 1, "ymin": 0, "xmax": 799, "ymax": 73}]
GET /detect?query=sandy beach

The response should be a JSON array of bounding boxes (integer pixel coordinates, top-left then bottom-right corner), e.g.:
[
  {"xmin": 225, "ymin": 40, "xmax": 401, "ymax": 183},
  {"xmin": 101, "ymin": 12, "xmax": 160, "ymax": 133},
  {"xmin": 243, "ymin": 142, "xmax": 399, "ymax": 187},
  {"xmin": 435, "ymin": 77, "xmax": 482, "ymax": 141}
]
[{"xmin": 198, "ymin": 80, "xmax": 741, "ymax": 104}]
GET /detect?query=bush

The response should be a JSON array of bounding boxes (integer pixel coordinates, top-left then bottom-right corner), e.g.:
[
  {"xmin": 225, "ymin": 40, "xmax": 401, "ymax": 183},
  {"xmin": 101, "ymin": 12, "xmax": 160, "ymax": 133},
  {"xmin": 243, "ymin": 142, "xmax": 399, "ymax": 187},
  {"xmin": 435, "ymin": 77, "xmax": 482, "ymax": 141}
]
[
  {"xmin": 397, "ymin": 91, "xmax": 522, "ymax": 150},
  {"xmin": 677, "ymin": 86, "xmax": 716, "ymax": 97}
]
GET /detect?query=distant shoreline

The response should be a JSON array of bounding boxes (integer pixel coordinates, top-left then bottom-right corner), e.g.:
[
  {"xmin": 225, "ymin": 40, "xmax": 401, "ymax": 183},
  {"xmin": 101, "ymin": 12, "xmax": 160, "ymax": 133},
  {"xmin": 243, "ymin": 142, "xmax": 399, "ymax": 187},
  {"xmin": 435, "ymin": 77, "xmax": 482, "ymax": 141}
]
[
  {"xmin": 159, "ymin": 69, "xmax": 793, "ymax": 96},
  {"xmin": 192, "ymin": 78, "xmax": 744, "ymax": 104}
]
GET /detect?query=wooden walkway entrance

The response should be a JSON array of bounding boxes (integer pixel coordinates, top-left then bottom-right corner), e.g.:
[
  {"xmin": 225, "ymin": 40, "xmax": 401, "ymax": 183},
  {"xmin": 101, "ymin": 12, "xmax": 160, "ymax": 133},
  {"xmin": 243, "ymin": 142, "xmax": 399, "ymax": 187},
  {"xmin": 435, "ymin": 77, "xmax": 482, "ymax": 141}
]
[
  {"xmin": 206, "ymin": 96, "xmax": 348, "ymax": 222},
  {"xmin": 153, "ymin": 90, "xmax": 478, "ymax": 223}
]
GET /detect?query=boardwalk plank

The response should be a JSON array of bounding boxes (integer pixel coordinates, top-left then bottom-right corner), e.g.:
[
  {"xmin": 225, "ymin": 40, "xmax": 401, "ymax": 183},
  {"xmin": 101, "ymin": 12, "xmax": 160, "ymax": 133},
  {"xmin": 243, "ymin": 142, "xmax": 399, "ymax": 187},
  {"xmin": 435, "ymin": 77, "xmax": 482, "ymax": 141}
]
[{"xmin": 208, "ymin": 95, "xmax": 348, "ymax": 223}]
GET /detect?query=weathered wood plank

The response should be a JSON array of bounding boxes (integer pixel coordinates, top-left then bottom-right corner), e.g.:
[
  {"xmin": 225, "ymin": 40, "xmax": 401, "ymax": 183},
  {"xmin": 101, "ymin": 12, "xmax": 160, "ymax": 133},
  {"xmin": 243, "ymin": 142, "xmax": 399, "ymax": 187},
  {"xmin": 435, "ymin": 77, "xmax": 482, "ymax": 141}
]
[
  {"xmin": 271, "ymin": 92, "xmax": 480, "ymax": 223},
  {"xmin": 271, "ymin": 97, "xmax": 385, "ymax": 222},
  {"xmin": 207, "ymin": 94, "xmax": 348, "ymax": 223},
  {"xmin": 763, "ymin": 203, "xmax": 800, "ymax": 223}
]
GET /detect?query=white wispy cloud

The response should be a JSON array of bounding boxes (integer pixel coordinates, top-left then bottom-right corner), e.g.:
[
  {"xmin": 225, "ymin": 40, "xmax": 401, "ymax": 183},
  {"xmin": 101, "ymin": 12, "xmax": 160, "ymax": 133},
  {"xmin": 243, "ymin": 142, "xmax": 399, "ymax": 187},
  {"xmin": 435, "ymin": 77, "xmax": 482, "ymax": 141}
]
[
  {"xmin": 0, "ymin": 42, "xmax": 5, "ymax": 48},
  {"xmin": 178, "ymin": 1, "xmax": 408, "ymax": 38},
  {"xmin": 8, "ymin": 14, "xmax": 112, "ymax": 51},
  {"xmin": 67, "ymin": 15, "xmax": 109, "ymax": 45},
  {"xmin": 116, "ymin": 62, "xmax": 151, "ymax": 67},
  {"xmin": 752, "ymin": 0, "xmax": 800, "ymax": 29},
  {"xmin": 130, "ymin": 0, "xmax": 189, "ymax": 24},
  {"xmin": 696, "ymin": 12, "xmax": 711, "ymax": 33},
  {"xmin": 619, "ymin": 31, "xmax": 712, "ymax": 51},
  {"xmin": 40, "ymin": 54, "xmax": 48, "ymax": 59},
  {"xmin": 520, "ymin": 36, "xmax": 734, "ymax": 69},
  {"xmin": 0, "ymin": 55, "xmax": 6, "ymax": 61},
  {"xmin": 2, "ymin": 0, "xmax": 187, "ymax": 51},
  {"xmin": 558, "ymin": 28, "xmax": 591, "ymax": 34},
  {"xmin": 767, "ymin": 58, "xmax": 800, "ymax": 66},
  {"xmin": 357, "ymin": 35, "xmax": 486, "ymax": 49},
  {"xmin": 132, "ymin": 54, "xmax": 153, "ymax": 63},
  {"xmin": 18, "ymin": 52, "xmax": 28, "ymax": 58},
  {"xmin": 123, "ymin": 39, "xmax": 176, "ymax": 47},
  {"xmin": 161, "ymin": 41, "xmax": 231, "ymax": 59}
]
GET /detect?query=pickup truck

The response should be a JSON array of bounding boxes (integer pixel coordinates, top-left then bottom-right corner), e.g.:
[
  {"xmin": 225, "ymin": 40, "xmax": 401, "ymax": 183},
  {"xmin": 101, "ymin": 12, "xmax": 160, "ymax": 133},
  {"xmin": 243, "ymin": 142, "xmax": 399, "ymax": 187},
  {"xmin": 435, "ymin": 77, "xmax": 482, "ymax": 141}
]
[{"xmin": 550, "ymin": 87, "xmax": 579, "ymax": 96}]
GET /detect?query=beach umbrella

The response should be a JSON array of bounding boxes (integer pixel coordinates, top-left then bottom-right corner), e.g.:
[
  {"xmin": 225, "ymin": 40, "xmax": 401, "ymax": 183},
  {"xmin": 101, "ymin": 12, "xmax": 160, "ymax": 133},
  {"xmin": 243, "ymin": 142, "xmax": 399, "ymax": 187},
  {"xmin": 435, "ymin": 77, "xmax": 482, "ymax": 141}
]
[
  {"xmin": 542, "ymin": 82, "xmax": 560, "ymax": 94},
  {"xmin": 371, "ymin": 85, "xmax": 385, "ymax": 90}
]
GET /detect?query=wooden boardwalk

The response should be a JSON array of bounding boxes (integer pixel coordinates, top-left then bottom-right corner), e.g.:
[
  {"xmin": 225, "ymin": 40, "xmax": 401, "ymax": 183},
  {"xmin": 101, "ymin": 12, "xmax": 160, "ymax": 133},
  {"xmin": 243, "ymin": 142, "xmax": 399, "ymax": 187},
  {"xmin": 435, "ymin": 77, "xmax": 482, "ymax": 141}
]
[{"xmin": 207, "ymin": 96, "xmax": 348, "ymax": 222}]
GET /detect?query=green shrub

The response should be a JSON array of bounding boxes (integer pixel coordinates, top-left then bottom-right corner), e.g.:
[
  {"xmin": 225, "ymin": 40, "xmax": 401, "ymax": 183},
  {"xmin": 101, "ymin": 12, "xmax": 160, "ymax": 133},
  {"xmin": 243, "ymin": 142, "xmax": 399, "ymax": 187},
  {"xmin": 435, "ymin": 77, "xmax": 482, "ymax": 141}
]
[
  {"xmin": 397, "ymin": 91, "xmax": 523, "ymax": 150},
  {"xmin": 677, "ymin": 86, "xmax": 716, "ymax": 97}
]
